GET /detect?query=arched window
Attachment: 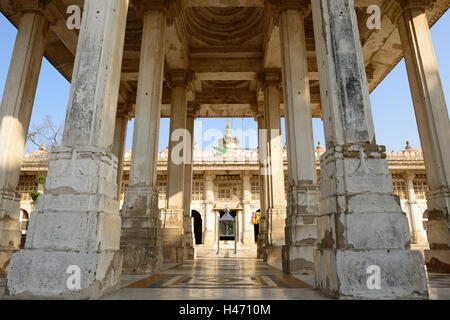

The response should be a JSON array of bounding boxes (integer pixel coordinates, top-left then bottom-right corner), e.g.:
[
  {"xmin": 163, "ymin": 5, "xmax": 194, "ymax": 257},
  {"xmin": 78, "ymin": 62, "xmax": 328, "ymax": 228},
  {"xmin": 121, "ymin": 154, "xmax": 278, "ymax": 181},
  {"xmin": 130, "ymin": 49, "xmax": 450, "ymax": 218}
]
[
  {"xmin": 19, "ymin": 210, "xmax": 30, "ymax": 249},
  {"xmin": 19, "ymin": 210, "xmax": 29, "ymax": 235}
]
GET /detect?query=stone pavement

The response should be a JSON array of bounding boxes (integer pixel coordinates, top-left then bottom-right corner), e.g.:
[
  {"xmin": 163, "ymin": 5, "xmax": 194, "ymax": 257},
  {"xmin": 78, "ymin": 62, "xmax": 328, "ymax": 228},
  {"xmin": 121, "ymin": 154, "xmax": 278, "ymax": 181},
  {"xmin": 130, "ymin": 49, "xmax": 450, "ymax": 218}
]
[{"xmin": 0, "ymin": 248, "xmax": 449, "ymax": 300}]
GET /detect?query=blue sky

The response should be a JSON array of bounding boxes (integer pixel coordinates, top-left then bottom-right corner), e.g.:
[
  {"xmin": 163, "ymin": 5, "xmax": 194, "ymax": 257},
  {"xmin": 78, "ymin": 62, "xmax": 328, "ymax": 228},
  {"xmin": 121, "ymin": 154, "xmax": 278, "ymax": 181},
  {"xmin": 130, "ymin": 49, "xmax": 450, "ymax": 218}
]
[{"xmin": 0, "ymin": 10, "xmax": 448, "ymax": 153}]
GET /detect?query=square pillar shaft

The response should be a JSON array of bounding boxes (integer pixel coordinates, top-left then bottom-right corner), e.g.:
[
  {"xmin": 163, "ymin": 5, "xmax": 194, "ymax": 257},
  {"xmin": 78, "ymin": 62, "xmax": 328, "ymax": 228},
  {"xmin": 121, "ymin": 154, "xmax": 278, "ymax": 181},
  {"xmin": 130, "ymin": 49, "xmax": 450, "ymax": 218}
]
[
  {"xmin": 203, "ymin": 175, "xmax": 215, "ymax": 245},
  {"xmin": 7, "ymin": 0, "xmax": 129, "ymax": 299},
  {"xmin": 183, "ymin": 113, "xmax": 195, "ymax": 259},
  {"xmin": 257, "ymin": 115, "xmax": 269, "ymax": 259},
  {"xmin": 163, "ymin": 70, "xmax": 189, "ymax": 263},
  {"xmin": 392, "ymin": 0, "xmax": 450, "ymax": 272},
  {"xmin": 242, "ymin": 174, "xmax": 254, "ymax": 244},
  {"xmin": 112, "ymin": 110, "xmax": 130, "ymax": 200},
  {"xmin": 0, "ymin": 9, "xmax": 49, "ymax": 274},
  {"xmin": 311, "ymin": 0, "xmax": 427, "ymax": 299},
  {"xmin": 261, "ymin": 72, "xmax": 286, "ymax": 266},
  {"xmin": 279, "ymin": 8, "xmax": 320, "ymax": 275},
  {"xmin": 121, "ymin": 8, "xmax": 166, "ymax": 275}
]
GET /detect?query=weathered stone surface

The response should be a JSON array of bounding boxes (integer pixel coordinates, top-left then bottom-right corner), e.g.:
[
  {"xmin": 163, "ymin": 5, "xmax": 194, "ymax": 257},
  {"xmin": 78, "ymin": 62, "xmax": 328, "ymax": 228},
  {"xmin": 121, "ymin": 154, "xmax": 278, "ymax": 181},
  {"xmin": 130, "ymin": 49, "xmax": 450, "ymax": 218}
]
[
  {"xmin": 0, "ymin": 10, "xmax": 49, "ymax": 274},
  {"xmin": 121, "ymin": 186, "xmax": 162, "ymax": 274},
  {"xmin": 311, "ymin": 0, "xmax": 428, "ymax": 298},
  {"xmin": 7, "ymin": 249, "xmax": 122, "ymax": 299},
  {"xmin": 314, "ymin": 249, "xmax": 428, "ymax": 299}
]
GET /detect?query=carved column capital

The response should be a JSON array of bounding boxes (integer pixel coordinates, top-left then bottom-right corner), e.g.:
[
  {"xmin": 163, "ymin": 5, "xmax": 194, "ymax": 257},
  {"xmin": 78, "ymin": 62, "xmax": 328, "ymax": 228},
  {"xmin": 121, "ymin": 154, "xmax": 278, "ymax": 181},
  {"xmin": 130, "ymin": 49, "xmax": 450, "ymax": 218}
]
[
  {"xmin": 166, "ymin": 69, "xmax": 193, "ymax": 88},
  {"xmin": 135, "ymin": 0, "xmax": 182, "ymax": 25},
  {"xmin": 116, "ymin": 103, "xmax": 134, "ymax": 120},
  {"xmin": 266, "ymin": 0, "xmax": 311, "ymax": 25},
  {"xmin": 10, "ymin": 0, "xmax": 49, "ymax": 15},
  {"xmin": 385, "ymin": 0, "xmax": 437, "ymax": 24},
  {"xmin": 258, "ymin": 70, "xmax": 282, "ymax": 89},
  {"xmin": 187, "ymin": 102, "xmax": 199, "ymax": 118}
]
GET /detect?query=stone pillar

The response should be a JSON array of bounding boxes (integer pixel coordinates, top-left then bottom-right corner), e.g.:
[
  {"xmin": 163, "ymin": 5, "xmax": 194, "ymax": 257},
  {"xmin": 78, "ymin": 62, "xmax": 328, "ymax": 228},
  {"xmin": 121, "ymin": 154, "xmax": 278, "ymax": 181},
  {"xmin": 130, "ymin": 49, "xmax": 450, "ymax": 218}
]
[
  {"xmin": 163, "ymin": 70, "xmax": 189, "ymax": 263},
  {"xmin": 0, "ymin": 5, "xmax": 49, "ymax": 275},
  {"xmin": 183, "ymin": 111, "xmax": 195, "ymax": 259},
  {"xmin": 203, "ymin": 173, "xmax": 215, "ymax": 245},
  {"xmin": 256, "ymin": 115, "xmax": 269, "ymax": 259},
  {"xmin": 279, "ymin": 6, "xmax": 320, "ymax": 275},
  {"xmin": 242, "ymin": 173, "xmax": 254, "ymax": 244},
  {"xmin": 387, "ymin": 0, "xmax": 450, "ymax": 273},
  {"xmin": 405, "ymin": 173, "xmax": 429, "ymax": 246},
  {"xmin": 405, "ymin": 173, "xmax": 418, "ymax": 244},
  {"xmin": 120, "ymin": 7, "xmax": 166, "ymax": 275},
  {"xmin": 261, "ymin": 71, "xmax": 286, "ymax": 266},
  {"xmin": 112, "ymin": 106, "xmax": 131, "ymax": 201},
  {"xmin": 311, "ymin": 0, "xmax": 427, "ymax": 298},
  {"xmin": 7, "ymin": 0, "xmax": 129, "ymax": 298}
]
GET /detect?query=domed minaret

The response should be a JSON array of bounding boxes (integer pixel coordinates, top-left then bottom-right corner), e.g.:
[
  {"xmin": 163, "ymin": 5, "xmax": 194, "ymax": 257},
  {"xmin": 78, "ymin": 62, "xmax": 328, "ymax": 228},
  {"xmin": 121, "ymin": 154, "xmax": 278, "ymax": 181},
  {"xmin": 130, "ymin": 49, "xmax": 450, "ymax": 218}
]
[{"xmin": 217, "ymin": 121, "xmax": 239, "ymax": 150}]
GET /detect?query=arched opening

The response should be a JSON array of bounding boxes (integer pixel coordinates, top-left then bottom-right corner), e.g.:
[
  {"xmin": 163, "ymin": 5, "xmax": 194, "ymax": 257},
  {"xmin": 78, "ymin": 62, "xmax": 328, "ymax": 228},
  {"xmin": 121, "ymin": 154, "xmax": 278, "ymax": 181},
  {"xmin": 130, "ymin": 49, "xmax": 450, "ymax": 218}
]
[
  {"xmin": 191, "ymin": 210, "xmax": 203, "ymax": 245},
  {"xmin": 254, "ymin": 209, "xmax": 260, "ymax": 243},
  {"xmin": 19, "ymin": 209, "xmax": 29, "ymax": 249}
]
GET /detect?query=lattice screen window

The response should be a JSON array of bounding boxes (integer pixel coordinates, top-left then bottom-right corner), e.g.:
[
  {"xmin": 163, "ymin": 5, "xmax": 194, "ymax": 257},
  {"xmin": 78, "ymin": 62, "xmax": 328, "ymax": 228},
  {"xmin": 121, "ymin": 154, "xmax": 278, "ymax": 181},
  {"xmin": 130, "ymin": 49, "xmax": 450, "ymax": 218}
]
[
  {"xmin": 192, "ymin": 181, "xmax": 204, "ymax": 200},
  {"xmin": 156, "ymin": 175, "xmax": 167, "ymax": 200},
  {"xmin": 413, "ymin": 180, "xmax": 429, "ymax": 200},
  {"xmin": 393, "ymin": 180, "xmax": 407, "ymax": 200},
  {"xmin": 120, "ymin": 174, "xmax": 129, "ymax": 201},
  {"xmin": 16, "ymin": 174, "xmax": 38, "ymax": 201},
  {"xmin": 251, "ymin": 181, "xmax": 260, "ymax": 200},
  {"xmin": 285, "ymin": 177, "xmax": 289, "ymax": 197},
  {"xmin": 217, "ymin": 182, "xmax": 239, "ymax": 200}
]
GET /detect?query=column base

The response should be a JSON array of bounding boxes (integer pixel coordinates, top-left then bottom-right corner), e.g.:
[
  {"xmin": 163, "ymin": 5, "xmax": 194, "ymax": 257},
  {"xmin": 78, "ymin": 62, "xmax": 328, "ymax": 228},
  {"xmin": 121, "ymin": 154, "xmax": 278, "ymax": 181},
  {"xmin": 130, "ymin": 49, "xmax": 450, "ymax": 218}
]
[
  {"xmin": 282, "ymin": 245, "xmax": 315, "ymax": 274},
  {"xmin": 163, "ymin": 209, "xmax": 184, "ymax": 263},
  {"xmin": 265, "ymin": 208, "xmax": 286, "ymax": 265},
  {"xmin": 183, "ymin": 217, "xmax": 195, "ymax": 260},
  {"xmin": 283, "ymin": 187, "xmax": 319, "ymax": 274},
  {"xmin": 0, "ymin": 189, "xmax": 21, "ymax": 273},
  {"xmin": 7, "ymin": 249, "xmax": 122, "ymax": 299},
  {"xmin": 242, "ymin": 230, "xmax": 255, "ymax": 245},
  {"xmin": 425, "ymin": 249, "xmax": 450, "ymax": 273},
  {"xmin": 423, "ymin": 201, "xmax": 450, "ymax": 273},
  {"xmin": 6, "ymin": 146, "xmax": 123, "ymax": 299},
  {"xmin": 315, "ymin": 145, "xmax": 429, "ymax": 299},
  {"xmin": 314, "ymin": 249, "xmax": 428, "ymax": 299},
  {"xmin": 203, "ymin": 231, "xmax": 215, "ymax": 245},
  {"xmin": 121, "ymin": 186, "xmax": 162, "ymax": 274}
]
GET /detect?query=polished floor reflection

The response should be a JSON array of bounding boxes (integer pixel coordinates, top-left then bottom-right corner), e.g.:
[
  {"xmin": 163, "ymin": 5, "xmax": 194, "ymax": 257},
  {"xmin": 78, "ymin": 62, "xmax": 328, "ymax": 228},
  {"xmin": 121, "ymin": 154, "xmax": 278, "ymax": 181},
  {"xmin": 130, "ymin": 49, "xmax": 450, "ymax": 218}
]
[
  {"xmin": 127, "ymin": 255, "xmax": 311, "ymax": 289},
  {"xmin": 103, "ymin": 248, "xmax": 328, "ymax": 300},
  {"xmin": 101, "ymin": 248, "xmax": 450, "ymax": 300}
]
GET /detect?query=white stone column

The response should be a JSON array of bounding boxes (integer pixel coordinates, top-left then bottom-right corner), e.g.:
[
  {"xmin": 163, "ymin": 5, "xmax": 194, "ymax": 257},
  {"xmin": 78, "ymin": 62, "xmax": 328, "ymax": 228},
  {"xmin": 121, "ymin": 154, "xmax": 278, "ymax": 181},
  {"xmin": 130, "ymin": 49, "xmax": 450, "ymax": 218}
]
[
  {"xmin": 7, "ymin": 0, "xmax": 129, "ymax": 299},
  {"xmin": 121, "ymin": 7, "xmax": 166, "ymax": 275},
  {"xmin": 405, "ymin": 174, "xmax": 418, "ymax": 244},
  {"xmin": 279, "ymin": 5, "xmax": 320, "ymax": 275},
  {"xmin": 0, "ymin": 5, "xmax": 49, "ymax": 274},
  {"xmin": 242, "ymin": 173, "xmax": 254, "ymax": 244},
  {"xmin": 256, "ymin": 115, "xmax": 269, "ymax": 259},
  {"xmin": 311, "ymin": 0, "xmax": 427, "ymax": 298},
  {"xmin": 163, "ymin": 70, "xmax": 189, "ymax": 263},
  {"xmin": 388, "ymin": 0, "xmax": 450, "ymax": 273},
  {"xmin": 183, "ymin": 111, "xmax": 195, "ymax": 259},
  {"xmin": 203, "ymin": 173, "xmax": 215, "ymax": 245},
  {"xmin": 261, "ymin": 71, "xmax": 286, "ymax": 266},
  {"xmin": 112, "ymin": 106, "xmax": 131, "ymax": 200}
]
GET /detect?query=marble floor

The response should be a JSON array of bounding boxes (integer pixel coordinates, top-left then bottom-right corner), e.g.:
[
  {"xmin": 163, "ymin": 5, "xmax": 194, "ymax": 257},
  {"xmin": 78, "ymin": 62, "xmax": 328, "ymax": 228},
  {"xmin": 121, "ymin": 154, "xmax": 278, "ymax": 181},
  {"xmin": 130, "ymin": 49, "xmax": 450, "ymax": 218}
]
[
  {"xmin": 102, "ymin": 248, "xmax": 328, "ymax": 300},
  {"xmin": 101, "ymin": 248, "xmax": 450, "ymax": 300},
  {"xmin": 0, "ymin": 248, "xmax": 449, "ymax": 300}
]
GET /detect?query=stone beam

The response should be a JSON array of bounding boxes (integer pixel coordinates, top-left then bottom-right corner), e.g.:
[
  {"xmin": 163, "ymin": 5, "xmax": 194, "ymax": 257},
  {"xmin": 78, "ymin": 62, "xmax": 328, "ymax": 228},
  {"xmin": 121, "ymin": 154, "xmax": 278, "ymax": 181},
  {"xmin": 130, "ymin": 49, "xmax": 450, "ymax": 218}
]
[
  {"xmin": 180, "ymin": 0, "xmax": 264, "ymax": 7},
  {"xmin": 190, "ymin": 58, "xmax": 263, "ymax": 73},
  {"xmin": 165, "ymin": 18, "xmax": 189, "ymax": 69}
]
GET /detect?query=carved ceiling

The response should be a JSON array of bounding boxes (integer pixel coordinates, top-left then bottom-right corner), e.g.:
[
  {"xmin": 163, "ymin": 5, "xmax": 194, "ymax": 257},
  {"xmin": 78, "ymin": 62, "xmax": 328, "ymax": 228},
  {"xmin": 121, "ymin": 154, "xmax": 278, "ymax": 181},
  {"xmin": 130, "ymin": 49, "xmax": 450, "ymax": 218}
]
[{"xmin": 0, "ymin": 0, "xmax": 449, "ymax": 119}]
